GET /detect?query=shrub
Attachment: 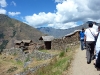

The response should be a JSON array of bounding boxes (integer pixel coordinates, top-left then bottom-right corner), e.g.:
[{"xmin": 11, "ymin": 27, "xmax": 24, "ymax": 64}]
[{"xmin": 59, "ymin": 51, "xmax": 65, "ymax": 57}]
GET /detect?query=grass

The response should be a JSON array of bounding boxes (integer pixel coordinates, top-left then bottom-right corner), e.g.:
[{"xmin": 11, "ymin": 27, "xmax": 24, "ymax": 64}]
[
  {"xmin": 31, "ymin": 45, "xmax": 79, "ymax": 75},
  {"xmin": 39, "ymin": 49, "xmax": 48, "ymax": 53},
  {"xmin": 39, "ymin": 49, "xmax": 61, "ymax": 55},
  {"xmin": 0, "ymin": 54, "xmax": 24, "ymax": 75},
  {"xmin": 32, "ymin": 54, "xmax": 72, "ymax": 75},
  {"xmin": 0, "ymin": 44, "xmax": 79, "ymax": 75},
  {"xmin": 59, "ymin": 51, "xmax": 65, "ymax": 57}
]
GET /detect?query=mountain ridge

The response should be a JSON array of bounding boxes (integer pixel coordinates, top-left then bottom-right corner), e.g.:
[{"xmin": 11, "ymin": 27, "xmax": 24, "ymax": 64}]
[
  {"xmin": 37, "ymin": 22, "xmax": 100, "ymax": 38},
  {"xmin": 0, "ymin": 14, "xmax": 45, "ymax": 49}
]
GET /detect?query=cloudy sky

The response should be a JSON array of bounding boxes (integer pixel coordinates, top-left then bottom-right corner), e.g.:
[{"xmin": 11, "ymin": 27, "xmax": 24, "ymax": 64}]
[{"xmin": 0, "ymin": 0, "xmax": 100, "ymax": 29}]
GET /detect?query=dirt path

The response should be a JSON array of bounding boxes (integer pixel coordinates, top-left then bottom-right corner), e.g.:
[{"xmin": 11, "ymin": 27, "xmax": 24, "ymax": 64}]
[{"xmin": 67, "ymin": 47, "xmax": 100, "ymax": 75}]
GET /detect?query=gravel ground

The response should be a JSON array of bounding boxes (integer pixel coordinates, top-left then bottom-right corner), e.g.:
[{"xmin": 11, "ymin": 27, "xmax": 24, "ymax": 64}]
[{"xmin": 67, "ymin": 47, "xmax": 100, "ymax": 75}]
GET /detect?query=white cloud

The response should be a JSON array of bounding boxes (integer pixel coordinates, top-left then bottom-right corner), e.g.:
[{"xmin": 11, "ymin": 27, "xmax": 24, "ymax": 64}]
[
  {"xmin": 8, "ymin": 12, "xmax": 21, "ymax": 16},
  {"xmin": 0, "ymin": 0, "xmax": 7, "ymax": 7},
  {"xmin": 24, "ymin": 0, "xmax": 100, "ymax": 29},
  {"xmin": 25, "ymin": 12, "xmax": 56, "ymax": 27},
  {"xmin": 48, "ymin": 22, "xmax": 78, "ymax": 29},
  {"xmin": 55, "ymin": 0, "xmax": 66, "ymax": 3},
  {"xmin": 0, "ymin": 8, "xmax": 6, "ymax": 14},
  {"xmin": 11, "ymin": 1, "xmax": 16, "ymax": 6}
]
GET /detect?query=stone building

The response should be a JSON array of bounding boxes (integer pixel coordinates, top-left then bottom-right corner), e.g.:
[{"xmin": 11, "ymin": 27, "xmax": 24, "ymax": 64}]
[
  {"xmin": 64, "ymin": 30, "xmax": 81, "ymax": 41},
  {"xmin": 51, "ymin": 30, "xmax": 81, "ymax": 50},
  {"xmin": 14, "ymin": 40, "xmax": 33, "ymax": 50},
  {"xmin": 14, "ymin": 40, "xmax": 22, "ymax": 48},
  {"xmin": 39, "ymin": 36, "xmax": 54, "ymax": 49}
]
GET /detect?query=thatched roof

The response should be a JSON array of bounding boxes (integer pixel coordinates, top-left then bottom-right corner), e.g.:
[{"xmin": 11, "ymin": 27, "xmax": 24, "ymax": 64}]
[{"xmin": 39, "ymin": 36, "xmax": 54, "ymax": 41}]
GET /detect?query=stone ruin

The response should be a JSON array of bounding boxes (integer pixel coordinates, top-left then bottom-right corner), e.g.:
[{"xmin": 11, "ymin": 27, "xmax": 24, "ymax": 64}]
[{"xmin": 1, "ymin": 30, "xmax": 81, "ymax": 75}]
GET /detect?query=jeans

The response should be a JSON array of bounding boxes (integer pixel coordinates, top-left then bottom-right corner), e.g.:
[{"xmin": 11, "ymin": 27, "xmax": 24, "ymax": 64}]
[
  {"xmin": 80, "ymin": 40, "xmax": 85, "ymax": 50},
  {"xmin": 86, "ymin": 41, "xmax": 95, "ymax": 62}
]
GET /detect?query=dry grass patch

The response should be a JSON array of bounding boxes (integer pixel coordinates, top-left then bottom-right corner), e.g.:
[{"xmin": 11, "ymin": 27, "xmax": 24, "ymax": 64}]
[{"xmin": 0, "ymin": 54, "xmax": 23, "ymax": 75}]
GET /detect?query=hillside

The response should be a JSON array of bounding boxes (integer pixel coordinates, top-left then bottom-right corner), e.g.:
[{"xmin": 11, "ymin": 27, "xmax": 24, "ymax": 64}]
[
  {"xmin": 37, "ymin": 21, "xmax": 100, "ymax": 38},
  {"xmin": 0, "ymin": 14, "xmax": 45, "ymax": 49}
]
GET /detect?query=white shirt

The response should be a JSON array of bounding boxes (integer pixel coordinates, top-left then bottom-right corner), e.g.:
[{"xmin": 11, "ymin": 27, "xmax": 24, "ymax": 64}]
[
  {"xmin": 95, "ymin": 33, "xmax": 100, "ymax": 48},
  {"xmin": 84, "ymin": 28, "xmax": 97, "ymax": 41},
  {"xmin": 92, "ymin": 24, "xmax": 98, "ymax": 32}
]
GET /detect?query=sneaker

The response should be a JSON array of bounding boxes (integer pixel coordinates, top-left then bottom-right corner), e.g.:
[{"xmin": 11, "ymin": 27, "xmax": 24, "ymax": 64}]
[{"xmin": 87, "ymin": 61, "xmax": 91, "ymax": 64}]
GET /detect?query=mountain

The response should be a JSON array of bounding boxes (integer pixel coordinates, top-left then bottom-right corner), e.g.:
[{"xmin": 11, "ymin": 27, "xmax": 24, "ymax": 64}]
[
  {"xmin": 0, "ymin": 14, "xmax": 45, "ymax": 50},
  {"xmin": 37, "ymin": 21, "xmax": 100, "ymax": 38},
  {"xmin": 37, "ymin": 27, "xmax": 67, "ymax": 38}
]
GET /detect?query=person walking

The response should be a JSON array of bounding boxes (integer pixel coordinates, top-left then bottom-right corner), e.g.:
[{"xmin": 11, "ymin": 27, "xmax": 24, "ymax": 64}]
[
  {"xmin": 84, "ymin": 23, "xmax": 97, "ymax": 64},
  {"xmin": 94, "ymin": 26, "xmax": 100, "ymax": 70},
  {"xmin": 80, "ymin": 27, "xmax": 85, "ymax": 50}
]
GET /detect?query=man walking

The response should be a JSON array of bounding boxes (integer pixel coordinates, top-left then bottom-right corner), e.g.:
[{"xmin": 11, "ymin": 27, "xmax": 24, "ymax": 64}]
[
  {"xmin": 79, "ymin": 28, "xmax": 85, "ymax": 50},
  {"xmin": 84, "ymin": 23, "xmax": 97, "ymax": 64}
]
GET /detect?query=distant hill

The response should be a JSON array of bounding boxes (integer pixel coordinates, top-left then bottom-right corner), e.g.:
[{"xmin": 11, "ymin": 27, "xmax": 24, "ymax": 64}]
[
  {"xmin": 0, "ymin": 14, "xmax": 45, "ymax": 49},
  {"xmin": 37, "ymin": 21, "xmax": 100, "ymax": 38}
]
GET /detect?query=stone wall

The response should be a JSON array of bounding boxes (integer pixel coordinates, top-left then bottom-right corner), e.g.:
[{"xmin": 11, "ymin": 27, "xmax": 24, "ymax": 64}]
[
  {"xmin": 2, "ymin": 48, "xmax": 23, "ymax": 55},
  {"xmin": 2, "ymin": 48, "xmax": 57, "ymax": 62},
  {"xmin": 51, "ymin": 30, "xmax": 80, "ymax": 50}
]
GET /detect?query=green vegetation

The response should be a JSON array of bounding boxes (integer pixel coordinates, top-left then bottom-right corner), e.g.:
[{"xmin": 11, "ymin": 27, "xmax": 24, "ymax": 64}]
[
  {"xmin": 16, "ymin": 60, "xmax": 23, "ymax": 65},
  {"xmin": 7, "ymin": 58, "xmax": 23, "ymax": 66},
  {"xmin": 39, "ymin": 50, "xmax": 48, "ymax": 53},
  {"xmin": 33, "ymin": 55, "xmax": 72, "ymax": 75},
  {"xmin": 66, "ymin": 47, "xmax": 71, "ymax": 52},
  {"xmin": 59, "ymin": 51, "xmax": 65, "ymax": 57}
]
